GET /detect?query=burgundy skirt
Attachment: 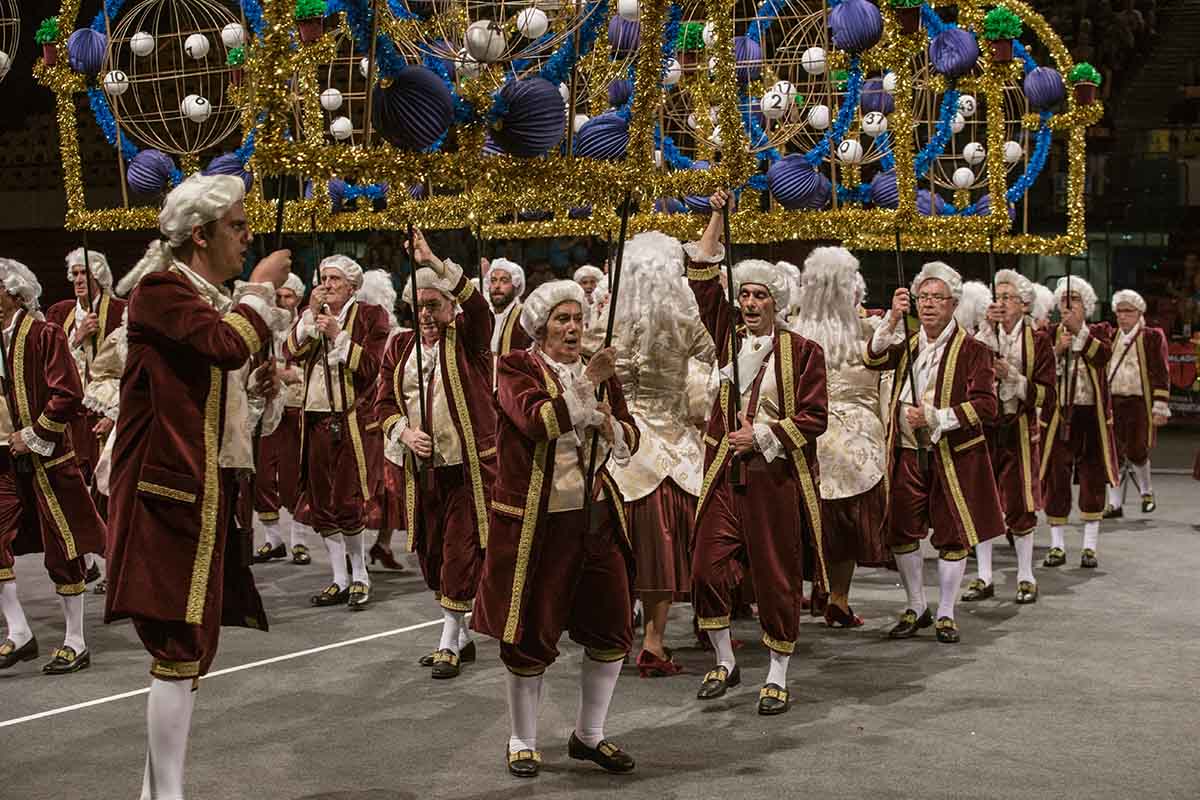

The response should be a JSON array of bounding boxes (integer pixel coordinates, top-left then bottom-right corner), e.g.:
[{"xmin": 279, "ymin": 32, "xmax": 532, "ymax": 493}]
[
  {"xmin": 625, "ymin": 477, "xmax": 696, "ymax": 600},
  {"xmin": 820, "ymin": 480, "xmax": 891, "ymax": 568}
]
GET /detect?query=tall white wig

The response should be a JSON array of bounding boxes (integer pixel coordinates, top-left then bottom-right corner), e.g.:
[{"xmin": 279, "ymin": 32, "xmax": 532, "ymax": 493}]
[
  {"xmin": 993, "ymin": 268, "xmax": 1033, "ymax": 305},
  {"xmin": 775, "ymin": 260, "xmax": 804, "ymax": 321},
  {"xmin": 599, "ymin": 231, "xmax": 696, "ymax": 339},
  {"xmin": 1112, "ymin": 289, "xmax": 1146, "ymax": 313},
  {"xmin": 911, "ymin": 261, "xmax": 963, "ymax": 301},
  {"xmin": 1030, "ymin": 283, "xmax": 1055, "ymax": 323},
  {"xmin": 521, "ymin": 279, "xmax": 587, "ymax": 338},
  {"xmin": 793, "ymin": 246, "xmax": 864, "ymax": 371},
  {"xmin": 319, "ymin": 254, "xmax": 364, "ymax": 290},
  {"xmin": 65, "ymin": 247, "xmax": 114, "ymax": 293},
  {"xmin": 955, "ymin": 281, "xmax": 993, "ymax": 333},
  {"xmin": 1054, "ymin": 275, "xmax": 1097, "ymax": 318},
  {"xmin": 0, "ymin": 258, "xmax": 43, "ymax": 313},
  {"xmin": 357, "ymin": 269, "xmax": 399, "ymax": 328},
  {"xmin": 484, "ymin": 257, "xmax": 526, "ymax": 299},
  {"xmin": 281, "ymin": 272, "xmax": 306, "ymax": 298}
]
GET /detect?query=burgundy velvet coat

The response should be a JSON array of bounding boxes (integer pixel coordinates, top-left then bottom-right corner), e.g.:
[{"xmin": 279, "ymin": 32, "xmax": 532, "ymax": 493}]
[
  {"xmin": 375, "ymin": 274, "xmax": 497, "ymax": 550},
  {"xmin": 6, "ymin": 311, "xmax": 106, "ymax": 569},
  {"xmin": 472, "ymin": 348, "xmax": 640, "ymax": 646},
  {"xmin": 1098, "ymin": 321, "xmax": 1171, "ymax": 453},
  {"xmin": 105, "ymin": 271, "xmax": 271, "ymax": 629},
  {"xmin": 1039, "ymin": 322, "xmax": 1120, "ymax": 485},
  {"xmin": 495, "ymin": 302, "xmax": 532, "ymax": 356},
  {"xmin": 865, "ymin": 321, "xmax": 1006, "ymax": 547}
]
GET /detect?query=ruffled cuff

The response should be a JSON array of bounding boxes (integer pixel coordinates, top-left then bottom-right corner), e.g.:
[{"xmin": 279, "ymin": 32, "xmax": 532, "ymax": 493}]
[
  {"xmin": 1152, "ymin": 400, "xmax": 1171, "ymax": 418},
  {"xmin": 233, "ymin": 281, "xmax": 290, "ymax": 331},
  {"xmin": 871, "ymin": 320, "xmax": 905, "ymax": 353},
  {"xmin": 998, "ymin": 372, "xmax": 1028, "ymax": 404},
  {"xmin": 19, "ymin": 427, "xmax": 55, "ymax": 458},
  {"xmin": 83, "ymin": 378, "xmax": 121, "ymax": 421},
  {"xmin": 564, "ymin": 379, "xmax": 600, "ymax": 434},
  {"xmin": 927, "ymin": 406, "xmax": 962, "ymax": 444},
  {"xmin": 608, "ymin": 415, "xmax": 631, "ymax": 467},
  {"xmin": 438, "ymin": 258, "xmax": 466, "ymax": 287},
  {"xmin": 295, "ymin": 309, "xmax": 318, "ymax": 341},
  {"xmin": 385, "ymin": 416, "xmax": 410, "ymax": 464},
  {"xmin": 752, "ymin": 422, "xmax": 785, "ymax": 462},
  {"xmin": 327, "ymin": 330, "xmax": 351, "ymax": 365},
  {"xmin": 682, "ymin": 240, "xmax": 724, "ymax": 264}
]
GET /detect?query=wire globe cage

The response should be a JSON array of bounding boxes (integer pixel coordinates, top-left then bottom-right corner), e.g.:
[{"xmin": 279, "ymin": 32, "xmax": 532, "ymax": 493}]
[
  {"xmin": 0, "ymin": 0, "xmax": 18, "ymax": 84},
  {"xmin": 101, "ymin": 0, "xmax": 245, "ymax": 157}
]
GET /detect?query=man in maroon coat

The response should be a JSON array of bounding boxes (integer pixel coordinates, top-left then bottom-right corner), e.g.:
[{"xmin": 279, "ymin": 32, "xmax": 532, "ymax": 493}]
[
  {"xmin": 375, "ymin": 229, "xmax": 496, "ymax": 678},
  {"xmin": 473, "ymin": 279, "xmax": 639, "ymax": 778},
  {"xmin": 686, "ymin": 192, "xmax": 829, "ymax": 715},
  {"xmin": 485, "ymin": 257, "xmax": 532, "ymax": 358},
  {"xmin": 865, "ymin": 261, "xmax": 1005, "ymax": 644},
  {"xmin": 0, "ymin": 258, "xmax": 107, "ymax": 675},
  {"xmin": 104, "ymin": 174, "xmax": 290, "ymax": 799}
]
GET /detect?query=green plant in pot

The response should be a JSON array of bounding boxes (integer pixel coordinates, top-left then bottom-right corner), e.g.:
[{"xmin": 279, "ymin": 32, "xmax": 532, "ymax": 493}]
[
  {"xmin": 983, "ymin": 6, "xmax": 1023, "ymax": 63},
  {"xmin": 889, "ymin": 0, "xmax": 923, "ymax": 35},
  {"xmin": 36, "ymin": 17, "xmax": 61, "ymax": 66},
  {"xmin": 295, "ymin": 0, "xmax": 327, "ymax": 44},
  {"xmin": 1068, "ymin": 62, "xmax": 1102, "ymax": 104}
]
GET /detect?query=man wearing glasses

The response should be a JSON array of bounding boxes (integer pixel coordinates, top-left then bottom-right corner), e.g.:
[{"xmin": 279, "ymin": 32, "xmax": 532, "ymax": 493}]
[{"xmin": 865, "ymin": 261, "xmax": 1005, "ymax": 644}]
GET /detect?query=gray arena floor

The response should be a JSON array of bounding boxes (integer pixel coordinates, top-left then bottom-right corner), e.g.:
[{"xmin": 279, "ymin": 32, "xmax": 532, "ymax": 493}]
[{"xmin": 2, "ymin": 475, "xmax": 1198, "ymax": 799}]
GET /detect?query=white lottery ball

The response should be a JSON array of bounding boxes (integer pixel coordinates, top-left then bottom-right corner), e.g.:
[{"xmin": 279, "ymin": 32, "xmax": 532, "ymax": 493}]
[
  {"xmin": 802, "ymin": 47, "xmax": 826, "ymax": 75},
  {"xmin": 882, "ymin": 71, "xmax": 897, "ymax": 93},
  {"xmin": 0, "ymin": 51, "xmax": 8, "ymax": 79},
  {"xmin": 103, "ymin": 70, "xmax": 130, "ymax": 96},
  {"xmin": 572, "ymin": 114, "xmax": 589, "ymax": 133},
  {"xmin": 952, "ymin": 166, "xmax": 976, "ymax": 188},
  {"xmin": 771, "ymin": 80, "xmax": 795, "ymax": 97},
  {"xmin": 320, "ymin": 87, "xmax": 343, "ymax": 112},
  {"xmin": 962, "ymin": 141, "xmax": 986, "ymax": 165},
  {"xmin": 180, "ymin": 94, "xmax": 212, "ymax": 123},
  {"xmin": 862, "ymin": 110, "xmax": 888, "ymax": 137},
  {"xmin": 761, "ymin": 88, "xmax": 790, "ymax": 120},
  {"xmin": 220, "ymin": 22, "xmax": 246, "ymax": 49},
  {"xmin": 617, "ymin": 0, "xmax": 640, "ymax": 22},
  {"xmin": 516, "ymin": 8, "xmax": 549, "ymax": 39},
  {"xmin": 330, "ymin": 116, "xmax": 353, "ymax": 140},
  {"xmin": 664, "ymin": 58, "xmax": 682, "ymax": 87},
  {"xmin": 807, "ymin": 104, "xmax": 831, "ymax": 130},
  {"xmin": 686, "ymin": 113, "xmax": 698, "ymax": 130},
  {"xmin": 184, "ymin": 33, "xmax": 210, "ymax": 61},
  {"xmin": 702, "ymin": 21, "xmax": 716, "ymax": 48},
  {"xmin": 359, "ymin": 57, "xmax": 371, "ymax": 78},
  {"xmin": 130, "ymin": 31, "xmax": 155, "ymax": 57},
  {"xmin": 456, "ymin": 49, "xmax": 481, "ymax": 79},
  {"xmin": 465, "ymin": 20, "xmax": 506, "ymax": 63},
  {"xmin": 837, "ymin": 138, "xmax": 864, "ymax": 164},
  {"xmin": 950, "ymin": 112, "xmax": 965, "ymax": 134},
  {"xmin": 956, "ymin": 94, "xmax": 977, "ymax": 118},
  {"xmin": 1003, "ymin": 140, "xmax": 1024, "ymax": 163}
]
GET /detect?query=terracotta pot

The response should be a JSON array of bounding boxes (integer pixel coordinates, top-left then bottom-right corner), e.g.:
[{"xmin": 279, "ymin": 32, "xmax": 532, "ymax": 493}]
[
  {"xmin": 895, "ymin": 6, "xmax": 921, "ymax": 35},
  {"xmin": 1073, "ymin": 82, "xmax": 1097, "ymax": 104},
  {"xmin": 42, "ymin": 43, "xmax": 57, "ymax": 66},
  {"xmin": 297, "ymin": 17, "xmax": 324, "ymax": 44},
  {"xmin": 990, "ymin": 38, "xmax": 1013, "ymax": 63},
  {"xmin": 230, "ymin": 67, "xmax": 243, "ymax": 87}
]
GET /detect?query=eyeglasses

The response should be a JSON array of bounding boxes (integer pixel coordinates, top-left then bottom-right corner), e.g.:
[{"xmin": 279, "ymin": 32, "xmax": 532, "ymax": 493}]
[
  {"xmin": 995, "ymin": 293, "xmax": 1022, "ymax": 304},
  {"xmin": 916, "ymin": 293, "xmax": 952, "ymax": 304}
]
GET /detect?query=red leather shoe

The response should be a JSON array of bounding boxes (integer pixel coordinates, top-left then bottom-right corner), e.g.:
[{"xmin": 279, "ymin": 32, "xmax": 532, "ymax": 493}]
[
  {"xmin": 369, "ymin": 542, "xmax": 403, "ymax": 570},
  {"xmin": 636, "ymin": 649, "xmax": 684, "ymax": 678},
  {"xmin": 824, "ymin": 604, "xmax": 864, "ymax": 628}
]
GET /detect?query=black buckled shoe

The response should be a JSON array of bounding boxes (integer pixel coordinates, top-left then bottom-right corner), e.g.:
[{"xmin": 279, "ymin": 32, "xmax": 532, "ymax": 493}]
[
  {"xmin": 0, "ymin": 636, "xmax": 38, "ymax": 669},
  {"xmin": 934, "ymin": 617, "xmax": 960, "ymax": 644},
  {"xmin": 1015, "ymin": 581, "xmax": 1038, "ymax": 604},
  {"xmin": 310, "ymin": 583, "xmax": 349, "ymax": 607},
  {"xmin": 1043, "ymin": 547, "xmax": 1066, "ymax": 568},
  {"xmin": 253, "ymin": 543, "xmax": 286, "ymax": 563},
  {"xmin": 696, "ymin": 664, "xmax": 740, "ymax": 700},
  {"xmin": 1102, "ymin": 505, "xmax": 1124, "ymax": 520},
  {"xmin": 423, "ymin": 640, "xmax": 475, "ymax": 667},
  {"xmin": 1141, "ymin": 494, "xmax": 1156, "ymax": 513},
  {"xmin": 291, "ymin": 544, "xmax": 311, "ymax": 565},
  {"xmin": 431, "ymin": 648, "xmax": 462, "ymax": 679},
  {"xmin": 568, "ymin": 732, "xmax": 635, "ymax": 773},
  {"xmin": 888, "ymin": 607, "xmax": 934, "ymax": 639},
  {"xmin": 1080, "ymin": 548, "xmax": 1099, "ymax": 569},
  {"xmin": 42, "ymin": 645, "xmax": 90, "ymax": 674},
  {"xmin": 757, "ymin": 683, "xmax": 790, "ymax": 715},
  {"xmin": 347, "ymin": 581, "xmax": 370, "ymax": 610},
  {"xmin": 961, "ymin": 578, "xmax": 994, "ymax": 602},
  {"xmin": 506, "ymin": 748, "xmax": 542, "ymax": 778},
  {"xmin": 92, "ymin": 579, "xmax": 106, "ymax": 595},
  {"xmin": 84, "ymin": 563, "xmax": 101, "ymax": 584}
]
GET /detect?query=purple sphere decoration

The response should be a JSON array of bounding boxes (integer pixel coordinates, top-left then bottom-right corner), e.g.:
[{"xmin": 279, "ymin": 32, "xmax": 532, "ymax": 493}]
[
  {"xmin": 68, "ymin": 28, "xmax": 107, "ymax": 74},
  {"xmin": 734, "ymin": 36, "xmax": 763, "ymax": 84},
  {"xmin": 482, "ymin": 134, "xmax": 502, "ymax": 156},
  {"xmin": 974, "ymin": 193, "xmax": 1017, "ymax": 222},
  {"xmin": 860, "ymin": 78, "xmax": 895, "ymax": 115},
  {"xmin": 930, "ymin": 28, "xmax": 980, "ymax": 79},
  {"xmin": 203, "ymin": 153, "xmax": 253, "ymax": 192},
  {"xmin": 519, "ymin": 209, "xmax": 553, "ymax": 222},
  {"xmin": 491, "ymin": 78, "xmax": 566, "ymax": 158},
  {"xmin": 607, "ymin": 79, "xmax": 633, "ymax": 108},
  {"xmin": 374, "ymin": 66, "xmax": 454, "ymax": 152},
  {"xmin": 608, "ymin": 17, "xmax": 640, "ymax": 57},
  {"xmin": 917, "ymin": 189, "xmax": 946, "ymax": 216},
  {"xmin": 328, "ymin": 178, "xmax": 348, "ymax": 212},
  {"xmin": 655, "ymin": 197, "xmax": 687, "ymax": 214},
  {"xmin": 829, "ymin": 0, "xmax": 884, "ymax": 54},
  {"xmin": 573, "ymin": 112, "xmax": 629, "ymax": 161},
  {"xmin": 408, "ymin": 183, "xmax": 426, "ymax": 200},
  {"xmin": 767, "ymin": 155, "xmax": 832, "ymax": 211},
  {"xmin": 868, "ymin": 171, "xmax": 899, "ymax": 209},
  {"xmin": 569, "ymin": 206, "xmax": 592, "ymax": 219},
  {"xmin": 126, "ymin": 149, "xmax": 176, "ymax": 195},
  {"xmin": 1023, "ymin": 66, "xmax": 1065, "ymax": 110}
]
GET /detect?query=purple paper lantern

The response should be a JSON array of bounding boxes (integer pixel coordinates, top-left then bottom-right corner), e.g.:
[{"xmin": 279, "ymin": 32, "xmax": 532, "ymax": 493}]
[
  {"xmin": 930, "ymin": 28, "xmax": 980, "ymax": 79},
  {"xmin": 917, "ymin": 189, "xmax": 946, "ymax": 216},
  {"xmin": 734, "ymin": 36, "xmax": 763, "ymax": 84},
  {"xmin": 608, "ymin": 17, "xmax": 640, "ymax": 57},
  {"xmin": 829, "ymin": 0, "xmax": 884, "ymax": 54},
  {"xmin": 126, "ymin": 149, "xmax": 176, "ymax": 195},
  {"xmin": 573, "ymin": 112, "xmax": 629, "ymax": 160},
  {"xmin": 607, "ymin": 79, "xmax": 633, "ymax": 108},
  {"xmin": 868, "ymin": 171, "xmax": 899, "ymax": 209},
  {"xmin": 1023, "ymin": 66, "xmax": 1065, "ymax": 110},
  {"xmin": 203, "ymin": 153, "xmax": 253, "ymax": 192},
  {"xmin": 491, "ymin": 78, "xmax": 566, "ymax": 158},
  {"xmin": 519, "ymin": 209, "xmax": 553, "ymax": 221},
  {"xmin": 767, "ymin": 155, "xmax": 832, "ymax": 210},
  {"xmin": 654, "ymin": 197, "xmax": 686, "ymax": 214},
  {"xmin": 67, "ymin": 28, "xmax": 107, "ymax": 74},
  {"xmin": 860, "ymin": 78, "xmax": 895, "ymax": 115},
  {"xmin": 569, "ymin": 206, "xmax": 593, "ymax": 219},
  {"xmin": 374, "ymin": 66, "xmax": 454, "ymax": 152},
  {"xmin": 974, "ymin": 193, "xmax": 1017, "ymax": 222},
  {"xmin": 328, "ymin": 178, "xmax": 348, "ymax": 212}
]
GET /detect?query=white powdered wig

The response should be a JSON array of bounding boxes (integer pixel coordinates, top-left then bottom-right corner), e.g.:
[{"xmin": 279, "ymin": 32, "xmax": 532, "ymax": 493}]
[
  {"xmin": 400, "ymin": 260, "xmax": 464, "ymax": 307},
  {"xmin": 1112, "ymin": 288, "xmax": 1146, "ymax": 313},
  {"xmin": 521, "ymin": 279, "xmax": 587, "ymax": 338},
  {"xmin": 994, "ymin": 268, "xmax": 1033, "ymax": 305},
  {"xmin": 159, "ymin": 173, "xmax": 244, "ymax": 247},
  {"xmin": 357, "ymin": 269, "xmax": 399, "ymax": 328},
  {"xmin": 485, "ymin": 257, "xmax": 526, "ymax": 299},
  {"xmin": 793, "ymin": 246, "xmax": 864, "ymax": 371},
  {"xmin": 955, "ymin": 280, "xmax": 993, "ymax": 333},
  {"xmin": 910, "ymin": 260, "xmax": 963, "ymax": 301},
  {"xmin": 65, "ymin": 247, "xmax": 114, "ymax": 292},
  {"xmin": 1054, "ymin": 275, "xmax": 1097, "ymax": 318},
  {"xmin": 622, "ymin": 231, "xmax": 685, "ymax": 276},
  {"xmin": 775, "ymin": 260, "xmax": 804, "ymax": 321},
  {"xmin": 0, "ymin": 258, "xmax": 43, "ymax": 312},
  {"xmin": 573, "ymin": 265, "xmax": 604, "ymax": 284},
  {"xmin": 852, "ymin": 271, "xmax": 867, "ymax": 307},
  {"xmin": 319, "ymin": 254, "xmax": 364, "ymax": 290},
  {"xmin": 601, "ymin": 231, "xmax": 696, "ymax": 335},
  {"xmin": 281, "ymin": 272, "xmax": 306, "ymax": 297},
  {"xmin": 733, "ymin": 259, "xmax": 790, "ymax": 322},
  {"xmin": 1030, "ymin": 283, "xmax": 1055, "ymax": 322}
]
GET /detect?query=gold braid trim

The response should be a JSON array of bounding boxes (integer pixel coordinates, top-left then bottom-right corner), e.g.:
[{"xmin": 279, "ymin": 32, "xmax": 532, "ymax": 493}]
[
  {"xmin": 1087, "ymin": 363, "xmax": 1119, "ymax": 485},
  {"xmin": 223, "ymin": 312, "xmax": 261, "ymax": 354},
  {"xmin": 939, "ymin": 548, "xmax": 970, "ymax": 561},
  {"xmin": 42, "ymin": 450, "xmax": 76, "ymax": 469},
  {"xmin": 455, "ymin": 279, "xmax": 476, "ymax": 305},
  {"xmin": 862, "ymin": 340, "xmax": 891, "ymax": 367},
  {"xmin": 762, "ymin": 633, "xmax": 795, "ymax": 655},
  {"xmin": 137, "ymin": 481, "xmax": 198, "ymax": 504},
  {"xmin": 0, "ymin": 568, "xmax": 14, "ymax": 581},
  {"xmin": 185, "ymin": 366, "xmax": 222, "ymax": 625},
  {"xmin": 599, "ymin": 473, "xmax": 631, "ymax": 548},
  {"xmin": 779, "ymin": 419, "xmax": 807, "ymax": 451},
  {"xmin": 697, "ymin": 615, "xmax": 730, "ymax": 630},
  {"xmin": 1079, "ymin": 510, "xmax": 1104, "ymax": 521},
  {"xmin": 1018, "ymin": 416, "xmax": 1035, "ymax": 512},
  {"xmin": 952, "ymin": 434, "xmax": 985, "ymax": 452},
  {"xmin": 1136, "ymin": 336, "xmax": 1154, "ymax": 452},
  {"xmin": 381, "ymin": 413, "xmax": 403, "ymax": 437},
  {"xmin": 892, "ymin": 542, "xmax": 920, "ymax": 555},
  {"xmin": 404, "ymin": 451, "xmax": 417, "ymax": 553},
  {"xmin": 1086, "ymin": 337, "xmax": 1100, "ymax": 360},
  {"xmin": 539, "ymin": 402, "xmax": 561, "ymax": 440},
  {"xmin": 780, "ymin": 333, "xmax": 796, "ymax": 418},
  {"xmin": 686, "ymin": 265, "xmax": 721, "ymax": 282},
  {"xmin": 55, "ymin": 581, "xmax": 86, "ymax": 596},
  {"xmin": 439, "ymin": 595, "xmax": 473, "ymax": 612},
  {"xmin": 444, "ymin": 326, "xmax": 489, "ymax": 548},
  {"xmin": 961, "ymin": 401, "xmax": 981, "ymax": 428},
  {"xmin": 937, "ymin": 332, "xmax": 980, "ymax": 547},
  {"xmin": 793, "ymin": 450, "xmax": 828, "ymax": 590},
  {"xmin": 36, "ymin": 413, "xmax": 66, "ymax": 433},
  {"xmin": 695, "ymin": 381, "xmax": 731, "ymax": 520},
  {"xmin": 585, "ymin": 647, "xmax": 628, "ymax": 663},
  {"xmin": 151, "ymin": 658, "xmax": 201, "ymax": 680},
  {"xmin": 491, "ymin": 500, "xmax": 524, "ymax": 517}
]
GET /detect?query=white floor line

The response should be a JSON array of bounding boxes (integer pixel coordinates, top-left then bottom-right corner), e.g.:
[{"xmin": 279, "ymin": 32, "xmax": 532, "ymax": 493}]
[{"xmin": 0, "ymin": 617, "xmax": 444, "ymax": 729}]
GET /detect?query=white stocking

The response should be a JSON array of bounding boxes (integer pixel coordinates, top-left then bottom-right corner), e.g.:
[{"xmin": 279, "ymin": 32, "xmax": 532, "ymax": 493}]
[
  {"xmin": 0, "ymin": 581, "xmax": 32, "ymax": 647},
  {"xmin": 437, "ymin": 608, "xmax": 464, "ymax": 654},
  {"xmin": 1015, "ymin": 533, "xmax": 1036, "ymax": 584},
  {"xmin": 262, "ymin": 518, "xmax": 283, "ymax": 549},
  {"xmin": 706, "ymin": 627, "xmax": 736, "ymax": 671},
  {"xmin": 974, "ymin": 539, "xmax": 994, "ymax": 586},
  {"xmin": 1083, "ymin": 521, "xmax": 1099, "ymax": 553},
  {"xmin": 894, "ymin": 549, "xmax": 928, "ymax": 613},
  {"xmin": 575, "ymin": 655, "xmax": 622, "ymax": 748},
  {"xmin": 936, "ymin": 558, "xmax": 967, "ymax": 621},
  {"xmin": 766, "ymin": 649, "xmax": 790, "ymax": 689},
  {"xmin": 345, "ymin": 532, "xmax": 368, "ymax": 584},
  {"xmin": 61, "ymin": 593, "xmax": 85, "ymax": 654},
  {"xmin": 1050, "ymin": 525, "xmax": 1065, "ymax": 551},
  {"xmin": 323, "ymin": 534, "xmax": 347, "ymax": 589},
  {"xmin": 290, "ymin": 519, "xmax": 310, "ymax": 549},
  {"xmin": 506, "ymin": 671, "xmax": 542, "ymax": 753},
  {"xmin": 1132, "ymin": 461, "xmax": 1153, "ymax": 496},
  {"xmin": 145, "ymin": 678, "xmax": 195, "ymax": 800}
]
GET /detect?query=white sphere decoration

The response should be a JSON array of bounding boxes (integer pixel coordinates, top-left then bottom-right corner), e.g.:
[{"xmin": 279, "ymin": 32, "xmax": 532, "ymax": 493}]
[
  {"xmin": 360, "ymin": 57, "xmax": 370, "ymax": 77},
  {"xmin": 1003, "ymin": 140, "xmax": 1024, "ymax": 163},
  {"xmin": 761, "ymin": 88, "xmax": 790, "ymax": 120},
  {"xmin": 686, "ymin": 113, "xmax": 698, "ymax": 130},
  {"xmin": 183, "ymin": 33, "xmax": 210, "ymax": 61},
  {"xmin": 882, "ymin": 71, "xmax": 897, "ymax": 93},
  {"xmin": 103, "ymin": 70, "xmax": 130, "ymax": 97},
  {"xmin": 572, "ymin": 113, "xmax": 589, "ymax": 133},
  {"xmin": 330, "ymin": 116, "xmax": 353, "ymax": 140},
  {"xmin": 950, "ymin": 112, "xmax": 965, "ymax": 134},
  {"xmin": 0, "ymin": 52, "xmax": 8, "ymax": 80},
  {"xmin": 708, "ymin": 55, "xmax": 717, "ymax": 73},
  {"xmin": 455, "ymin": 49, "xmax": 481, "ymax": 79},
  {"xmin": 702, "ymin": 21, "xmax": 716, "ymax": 48},
  {"xmin": 952, "ymin": 167, "xmax": 976, "ymax": 188},
  {"xmin": 515, "ymin": 8, "xmax": 549, "ymax": 39},
  {"xmin": 180, "ymin": 94, "xmax": 212, "ymax": 123},
  {"xmin": 862, "ymin": 110, "xmax": 888, "ymax": 137},
  {"xmin": 962, "ymin": 142, "xmax": 986, "ymax": 165},
  {"xmin": 837, "ymin": 138, "xmax": 864, "ymax": 164},
  {"xmin": 220, "ymin": 22, "xmax": 246, "ymax": 49},
  {"xmin": 807, "ymin": 104, "xmax": 831, "ymax": 130},
  {"xmin": 664, "ymin": 58, "xmax": 682, "ymax": 87},
  {"xmin": 130, "ymin": 31, "xmax": 155, "ymax": 57},
  {"xmin": 320, "ymin": 87, "xmax": 344, "ymax": 112},
  {"xmin": 617, "ymin": 0, "xmax": 640, "ymax": 22},
  {"xmin": 956, "ymin": 94, "xmax": 977, "ymax": 118},
  {"xmin": 558, "ymin": 82, "xmax": 570, "ymax": 102},
  {"xmin": 801, "ymin": 47, "xmax": 826, "ymax": 75},
  {"xmin": 465, "ymin": 20, "xmax": 507, "ymax": 63}
]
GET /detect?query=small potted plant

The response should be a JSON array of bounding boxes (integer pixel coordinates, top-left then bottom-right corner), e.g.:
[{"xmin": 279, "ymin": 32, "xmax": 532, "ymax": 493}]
[
  {"xmin": 1069, "ymin": 62, "xmax": 1102, "ymax": 104},
  {"xmin": 889, "ymin": 0, "xmax": 923, "ymax": 36},
  {"xmin": 675, "ymin": 21, "xmax": 704, "ymax": 66},
  {"xmin": 294, "ymin": 0, "xmax": 327, "ymax": 44},
  {"xmin": 227, "ymin": 46, "xmax": 245, "ymax": 87},
  {"xmin": 36, "ymin": 17, "xmax": 60, "ymax": 66},
  {"xmin": 983, "ymin": 6, "xmax": 1023, "ymax": 64}
]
